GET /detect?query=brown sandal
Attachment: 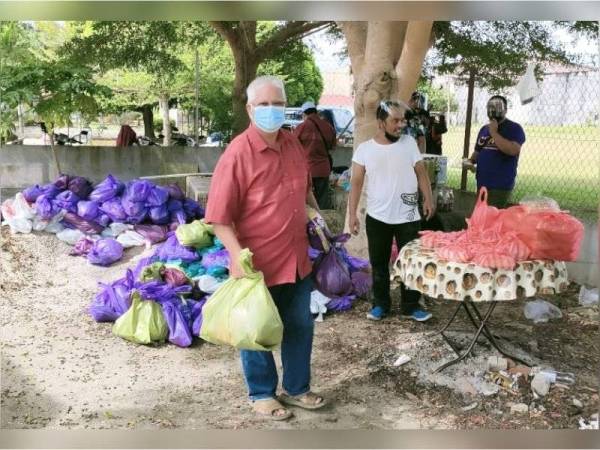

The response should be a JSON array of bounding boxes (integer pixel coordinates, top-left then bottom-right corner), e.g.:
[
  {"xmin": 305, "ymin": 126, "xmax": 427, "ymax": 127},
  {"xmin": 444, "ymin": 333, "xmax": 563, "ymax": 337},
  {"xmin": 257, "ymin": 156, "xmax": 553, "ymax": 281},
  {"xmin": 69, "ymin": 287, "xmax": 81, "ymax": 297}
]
[
  {"xmin": 279, "ymin": 392, "xmax": 328, "ymax": 410},
  {"xmin": 251, "ymin": 398, "xmax": 293, "ymax": 421}
]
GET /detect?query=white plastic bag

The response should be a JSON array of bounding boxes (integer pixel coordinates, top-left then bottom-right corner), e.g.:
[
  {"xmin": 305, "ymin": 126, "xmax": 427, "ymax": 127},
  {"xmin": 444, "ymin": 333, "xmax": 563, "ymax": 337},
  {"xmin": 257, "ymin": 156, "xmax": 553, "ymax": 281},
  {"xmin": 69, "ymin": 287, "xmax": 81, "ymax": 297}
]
[
  {"xmin": 197, "ymin": 274, "xmax": 223, "ymax": 294},
  {"xmin": 1, "ymin": 198, "xmax": 15, "ymax": 221},
  {"xmin": 56, "ymin": 228, "xmax": 85, "ymax": 245},
  {"xmin": 101, "ymin": 222, "xmax": 132, "ymax": 238},
  {"xmin": 116, "ymin": 230, "xmax": 146, "ymax": 248},
  {"xmin": 13, "ymin": 193, "xmax": 35, "ymax": 220},
  {"xmin": 43, "ymin": 210, "xmax": 66, "ymax": 234},
  {"xmin": 6, "ymin": 217, "xmax": 33, "ymax": 234},
  {"xmin": 524, "ymin": 299, "xmax": 563, "ymax": 323},
  {"xmin": 578, "ymin": 285, "xmax": 599, "ymax": 306},
  {"xmin": 516, "ymin": 62, "xmax": 540, "ymax": 105},
  {"xmin": 310, "ymin": 290, "xmax": 330, "ymax": 322}
]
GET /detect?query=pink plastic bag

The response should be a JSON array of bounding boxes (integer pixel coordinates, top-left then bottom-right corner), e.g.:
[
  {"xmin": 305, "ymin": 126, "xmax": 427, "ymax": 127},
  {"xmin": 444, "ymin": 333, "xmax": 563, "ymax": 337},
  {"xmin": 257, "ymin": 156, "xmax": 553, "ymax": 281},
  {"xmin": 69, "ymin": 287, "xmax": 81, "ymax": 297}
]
[
  {"xmin": 495, "ymin": 233, "xmax": 531, "ymax": 261},
  {"xmin": 466, "ymin": 187, "xmax": 501, "ymax": 232},
  {"xmin": 436, "ymin": 244, "xmax": 472, "ymax": 263},
  {"xmin": 472, "ymin": 251, "xmax": 516, "ymax": 270}
]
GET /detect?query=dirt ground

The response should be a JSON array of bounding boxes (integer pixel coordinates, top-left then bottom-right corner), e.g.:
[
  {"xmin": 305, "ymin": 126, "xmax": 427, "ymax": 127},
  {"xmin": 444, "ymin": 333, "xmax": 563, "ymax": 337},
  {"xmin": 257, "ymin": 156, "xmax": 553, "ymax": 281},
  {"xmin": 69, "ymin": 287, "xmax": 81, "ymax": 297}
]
[{"xmin": 1, "ymin": 225, "xmax": 598, "ymax": 430}]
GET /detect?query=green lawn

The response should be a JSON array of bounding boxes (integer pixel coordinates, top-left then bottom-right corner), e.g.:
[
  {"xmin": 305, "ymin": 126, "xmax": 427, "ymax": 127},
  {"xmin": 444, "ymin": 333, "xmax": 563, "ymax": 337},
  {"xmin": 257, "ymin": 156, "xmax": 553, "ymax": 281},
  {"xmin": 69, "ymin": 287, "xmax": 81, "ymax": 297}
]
[{"xmin": 442, "ymin": 124, "xmax": 599, "ymax": 219}]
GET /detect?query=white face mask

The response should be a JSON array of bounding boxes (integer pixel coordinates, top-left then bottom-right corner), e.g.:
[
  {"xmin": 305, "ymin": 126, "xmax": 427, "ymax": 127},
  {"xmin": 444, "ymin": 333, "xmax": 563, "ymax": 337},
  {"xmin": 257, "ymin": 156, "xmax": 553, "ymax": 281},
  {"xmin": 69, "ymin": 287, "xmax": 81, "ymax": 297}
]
[{"xmin": 252, "ymin": 105, "xmax": 286, "ymax": 133}]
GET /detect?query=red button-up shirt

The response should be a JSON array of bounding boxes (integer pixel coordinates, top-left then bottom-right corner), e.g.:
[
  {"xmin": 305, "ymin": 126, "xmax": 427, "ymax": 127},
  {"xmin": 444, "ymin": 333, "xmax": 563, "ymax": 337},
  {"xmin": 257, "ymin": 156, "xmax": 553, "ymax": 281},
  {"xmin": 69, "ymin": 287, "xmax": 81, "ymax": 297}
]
[
  {"xmin": 293, "ymin": 115, "xmax": 336, "ymax": 178},
  {"xmin": 204, "ymin": 125, "xmax": 313, "ymax": 287}
]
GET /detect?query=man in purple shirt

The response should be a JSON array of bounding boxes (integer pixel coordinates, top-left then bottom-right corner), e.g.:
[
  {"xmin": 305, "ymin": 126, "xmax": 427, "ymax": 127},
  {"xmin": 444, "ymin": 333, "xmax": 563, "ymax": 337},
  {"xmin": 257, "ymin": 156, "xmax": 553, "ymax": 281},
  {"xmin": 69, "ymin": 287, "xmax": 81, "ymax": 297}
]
[{"xmin": 466, "ymin": 95, "xmax": 526, "ymax": 208}]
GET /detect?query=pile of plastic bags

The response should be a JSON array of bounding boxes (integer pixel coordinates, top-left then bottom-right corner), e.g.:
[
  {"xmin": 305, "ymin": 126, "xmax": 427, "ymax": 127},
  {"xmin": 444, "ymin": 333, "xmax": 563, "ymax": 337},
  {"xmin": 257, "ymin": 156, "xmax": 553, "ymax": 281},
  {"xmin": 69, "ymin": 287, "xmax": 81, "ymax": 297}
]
[
  {"xmin": 307, "ymin": 206, "xmax": 371, "ymax": 318},
  {"xmin": 419, "ymin": 187, "xmax": 585, "ymax": 269},
  {"xmin": 90, "ymin": 220, "xmax": 229, "ymax": 347},
  {"xmin": 0, "ymin": 174, "xmax": 205, "ymax": 266}
]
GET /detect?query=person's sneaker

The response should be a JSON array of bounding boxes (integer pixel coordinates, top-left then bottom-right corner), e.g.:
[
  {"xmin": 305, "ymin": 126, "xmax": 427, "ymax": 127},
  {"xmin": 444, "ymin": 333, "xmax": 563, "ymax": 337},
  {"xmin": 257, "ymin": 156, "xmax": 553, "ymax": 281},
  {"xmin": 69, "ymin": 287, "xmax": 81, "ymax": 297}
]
[
  {"xmin": 401, "ymin": 309, "xmax": 433, "ymax": 322},
  {"xmin": 366, "ymin": 306, "xmax": 386, "ymax": 321}
]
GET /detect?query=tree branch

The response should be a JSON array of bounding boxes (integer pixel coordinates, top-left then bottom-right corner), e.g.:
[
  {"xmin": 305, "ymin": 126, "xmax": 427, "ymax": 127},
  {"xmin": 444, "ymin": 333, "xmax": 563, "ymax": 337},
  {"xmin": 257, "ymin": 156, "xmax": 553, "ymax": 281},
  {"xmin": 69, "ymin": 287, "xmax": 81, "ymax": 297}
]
[
  {"xmin": 209, "ymin": 21, "xmax": 239, "ymax": 47},
  {"xmin": 258, "ymin": 21, "xmax": 333, "ymax": 62}
]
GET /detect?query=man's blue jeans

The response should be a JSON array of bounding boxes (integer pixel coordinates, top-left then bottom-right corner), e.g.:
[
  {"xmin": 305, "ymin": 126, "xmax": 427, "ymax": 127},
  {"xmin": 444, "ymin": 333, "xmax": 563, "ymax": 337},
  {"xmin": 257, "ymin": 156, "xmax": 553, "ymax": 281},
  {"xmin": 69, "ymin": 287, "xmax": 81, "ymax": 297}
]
[{"xmin": 240, "ymin": 275, "xmax": 314, "ymax": 401}]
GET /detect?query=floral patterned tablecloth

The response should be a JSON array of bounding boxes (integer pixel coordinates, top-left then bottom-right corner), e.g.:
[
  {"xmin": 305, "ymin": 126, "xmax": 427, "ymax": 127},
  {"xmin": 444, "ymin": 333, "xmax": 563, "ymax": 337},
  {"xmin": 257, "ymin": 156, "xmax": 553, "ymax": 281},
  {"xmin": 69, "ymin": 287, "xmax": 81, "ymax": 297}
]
[{"xmin": 391, "ymin": 239, "xmax": 569, "ymax": 302}]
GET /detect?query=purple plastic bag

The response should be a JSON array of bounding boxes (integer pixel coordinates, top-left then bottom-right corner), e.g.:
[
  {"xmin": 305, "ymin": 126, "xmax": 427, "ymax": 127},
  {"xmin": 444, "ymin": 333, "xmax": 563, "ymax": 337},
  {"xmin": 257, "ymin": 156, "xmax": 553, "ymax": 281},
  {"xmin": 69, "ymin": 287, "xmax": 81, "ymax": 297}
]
[
  {"xmin": 68, "ymin": 176, "xmax": 93, "ymax": 199},
  {"xmin": 97, "ymin": 213, "xmax": 111, "ymax": 227},
  {"xmin": 339, "ymin": 248, "xmax": 370, "ymax": 272},
  {"xmin": 87, "ymin": 238, "xmax": 124, "ymax": 266},
  {"xmin": 125, "ymin": 180, "xmax": 153, "ymax": 203},
  {"xmin": 62, "ymin": 212, "xmax": 104, "ymax": 234},
  {"xmin": 23, "ymin": 185, "xmax": 43, "ymax": 203},
  {"xmin": 146, "ymin": 185, "xmax": 169, "ymax": 207},
  {"xmin": 169, "ymin": 222, "xmax": 179, "ymax": 232},
  {"xmin": 167, "ymin": 199, "xmax": 183, "ymax": 212},
  {"xmin": 326, "ymin": 295, "xmax": 356, "ymax": 312},
  {"xmin": 53, "ymin": 174, "xmax": 70, "ymax": 190},
  {"xmin": 313, "ymin": 248, "xmax": 353, "ymax": 298},
  {"xmin": 121, "ymin": 197, "xmax": 147, "ymax": 224},
  {"xmin": 40, "ymin": 183, "xmax": 61, "ymax": 199},
  {"xmin": 183, "ymin": 198, "xmax": 204, "ymax": 220},
  {"xmin": 170, "ymin": 210, "xmax": 187, "ymax": 225},
  {"xmin": 200, "ymin": 249, "xmax": 230, "ymax": 269},
  {"xmin": 351, "ymin": 271, "xmax": 372, "ymax": 298},
  {"xmin": 191, "ymin": 297, "xmax": 208, "ymax": 336},
  {"xmin": 99, "ymin": 198, "xmax": 127, "ymax": 222},
  {"xmin": 307, "ymin": 220, "xmax": 334, "ymax": 252},
  {"xmin": 89, "ymin": 272, "xmax": 134, "ymax": 322},
  {"xmin": 35, "ymin": 194, "xmax": 60, "ymax": 220},
  {"xmin": 308, "ymin": 246, "xmax": 322, "ymax": 261},
  {"xmin": 134, "ymin": 224, "xmax": 169, "ymax": 244},
  {"xmin": 163, "ymin": 267, "xmax": 189, "ymax": 287},
  {"xmin": 77, "ymin": 200, "xmax": 100, "ymax": 221},
  {"xmin": 149, "ymin": 205, "xmax": 170, "ymax": 224},
  {"xmin": 166, "ymin": 183, "xmax": 185, "ymax": 200},
  {"xmin": 132, "ymin": 257, "xmax": 157, "ymax": 279},
  {"xmin": 69, "ymin": 236, "xmax": 96, "ymax": 256},
  {"xmin": 161, "ymin": 300, "xmax": 193, "ymax": 347},
  {"xmin": 54, "ymin": 190, "xmax": 80, "ymax": 213},
  {"xmin": 136, "ymin": 281, "xmax": 191, "ymax": 303},
  {"xmin": 89, "ymin": 174, "xmax": 124, "ymax": 203},
  {"xmin": 155, "ymin": 233, "xmax": 199, "ymax": 262}
]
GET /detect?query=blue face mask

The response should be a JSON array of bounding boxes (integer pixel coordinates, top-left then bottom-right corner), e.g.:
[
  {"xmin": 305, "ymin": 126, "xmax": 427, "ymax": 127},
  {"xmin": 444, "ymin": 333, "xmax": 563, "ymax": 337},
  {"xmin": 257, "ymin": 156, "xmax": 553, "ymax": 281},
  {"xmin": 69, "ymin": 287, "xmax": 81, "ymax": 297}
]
[{"xmin": 252, "ymin": 105, "xmax": 286, "ymax": 133}]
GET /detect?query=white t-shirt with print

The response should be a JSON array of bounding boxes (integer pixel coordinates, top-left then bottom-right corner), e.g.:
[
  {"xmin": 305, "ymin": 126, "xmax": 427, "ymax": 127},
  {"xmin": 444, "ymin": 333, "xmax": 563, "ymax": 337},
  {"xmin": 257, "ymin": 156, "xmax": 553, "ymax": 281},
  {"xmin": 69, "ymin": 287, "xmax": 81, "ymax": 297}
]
[{"xmin": 352, "ymin": 135, "xmax": 423, "ymax": 225}]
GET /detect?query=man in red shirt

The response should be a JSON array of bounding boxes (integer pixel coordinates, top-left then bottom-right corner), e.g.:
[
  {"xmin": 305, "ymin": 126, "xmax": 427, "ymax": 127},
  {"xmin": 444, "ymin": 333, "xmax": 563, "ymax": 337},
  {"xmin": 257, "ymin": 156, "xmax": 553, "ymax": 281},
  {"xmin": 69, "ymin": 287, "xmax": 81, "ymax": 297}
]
[
  {"xmin": 205, "ymin": 76, "xmax": 327, "ymax": 421},
  {"xmin": 293, "ymin": 101, "xmax": 336, "ymax": 209}
]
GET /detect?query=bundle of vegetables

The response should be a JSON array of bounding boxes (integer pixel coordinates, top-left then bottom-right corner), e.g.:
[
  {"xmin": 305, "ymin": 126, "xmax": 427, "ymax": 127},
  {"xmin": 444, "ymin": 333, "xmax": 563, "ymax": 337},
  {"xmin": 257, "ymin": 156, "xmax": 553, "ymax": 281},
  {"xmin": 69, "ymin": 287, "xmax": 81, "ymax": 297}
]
[{"xmin": 418, "ymin": 187, "xmax": 584, "ymax": 269}]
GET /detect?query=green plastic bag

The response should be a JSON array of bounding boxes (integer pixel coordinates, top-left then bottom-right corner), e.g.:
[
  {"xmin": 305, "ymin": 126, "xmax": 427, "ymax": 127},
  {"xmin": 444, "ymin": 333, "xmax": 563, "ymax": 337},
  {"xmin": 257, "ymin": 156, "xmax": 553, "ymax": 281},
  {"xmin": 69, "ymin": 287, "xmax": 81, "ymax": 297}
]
[
  {"xmin": 140, "ymin": 262, "xmax": 165, "ymax": 282},
  {"xmin": 175, "ymin": 220, "xmax": 214, "ymax": 248},
  {"xmin": 200, "ymin": 248, "xmax": 283, "ymax": 351},
  {"xmin": 112, "ymin": 292, "xmax": 168, "ymax": 344}
]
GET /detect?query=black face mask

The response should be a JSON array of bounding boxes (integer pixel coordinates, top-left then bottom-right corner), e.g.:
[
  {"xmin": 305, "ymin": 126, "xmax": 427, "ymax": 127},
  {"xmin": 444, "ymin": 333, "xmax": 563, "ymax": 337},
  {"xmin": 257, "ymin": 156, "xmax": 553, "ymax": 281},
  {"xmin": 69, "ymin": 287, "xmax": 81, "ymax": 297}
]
[
  {"xmin": 385, "ymin": 131, "xmax": 400, "ymax": 143},
  {"xmin": 487, "ymin": 98, "xmax": 507, "ymax": 121}
]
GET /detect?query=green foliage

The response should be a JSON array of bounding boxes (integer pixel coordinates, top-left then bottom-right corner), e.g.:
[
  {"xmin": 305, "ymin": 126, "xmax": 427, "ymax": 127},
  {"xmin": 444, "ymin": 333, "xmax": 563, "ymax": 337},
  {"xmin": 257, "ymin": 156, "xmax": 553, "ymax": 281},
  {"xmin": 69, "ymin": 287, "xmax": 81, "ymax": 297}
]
[
  {"xmin": 0, "ymin": 104, "xmax": 17, "ymax": 143},
  {"xmin": 416, "ymin": 79, "xmax": 458, "ymax": 113},
  {"xmin": 429, "ymin": 22, "xmax": 572, "ymax": 90}
]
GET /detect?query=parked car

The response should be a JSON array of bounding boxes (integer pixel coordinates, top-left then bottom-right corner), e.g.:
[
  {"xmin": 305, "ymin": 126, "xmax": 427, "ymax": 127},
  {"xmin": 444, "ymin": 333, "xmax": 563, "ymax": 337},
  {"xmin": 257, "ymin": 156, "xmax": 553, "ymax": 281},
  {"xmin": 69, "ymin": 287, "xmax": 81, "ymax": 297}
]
[{"xmin": 283, "ymin": 106, "xmax": 354, "ymax": 145}]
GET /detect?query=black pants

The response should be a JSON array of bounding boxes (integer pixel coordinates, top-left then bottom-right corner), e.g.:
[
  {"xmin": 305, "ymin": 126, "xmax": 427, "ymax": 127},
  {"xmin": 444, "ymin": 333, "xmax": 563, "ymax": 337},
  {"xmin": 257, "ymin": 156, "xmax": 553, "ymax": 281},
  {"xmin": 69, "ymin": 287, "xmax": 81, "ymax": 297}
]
[
  {"xmin": 365, "ymin": 214, "xmax": 421, "ymax": 314},
  {"xmin": 312, "ymin": 177, "xmax": 332, "ymax": 209}
]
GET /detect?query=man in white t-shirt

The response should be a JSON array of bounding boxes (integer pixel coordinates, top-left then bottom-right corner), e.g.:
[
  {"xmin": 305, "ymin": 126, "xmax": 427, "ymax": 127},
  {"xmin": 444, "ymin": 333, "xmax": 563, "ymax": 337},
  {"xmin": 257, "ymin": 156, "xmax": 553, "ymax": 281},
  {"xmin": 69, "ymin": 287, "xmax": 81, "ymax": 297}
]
[{"xmin": 349, "ymin": 100, "xmax": 434, "ymax": 322}]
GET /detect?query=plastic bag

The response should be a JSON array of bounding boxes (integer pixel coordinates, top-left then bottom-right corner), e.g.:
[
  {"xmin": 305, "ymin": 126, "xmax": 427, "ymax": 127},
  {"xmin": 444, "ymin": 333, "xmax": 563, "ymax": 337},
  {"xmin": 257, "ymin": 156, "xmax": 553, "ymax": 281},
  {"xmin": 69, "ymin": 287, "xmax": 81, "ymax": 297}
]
[
  {"xmin": 197, "ymin": 274, "xmax": 223, "ymax": 294},
  {"xmin": 155, "ymin": 233, "xmax": 199, "ymax": 262},
  {"xmin": 35, "ymin": 194, "xmax": 60, "ymax": 220},
  {"xmin": 40, "ymin": 183, "xmax": 61, "ymax": 199},
  {"xmin": 62, "ymin": 212, "xmax": 104, "ymax": 234},
  {"xmin": 166, "ymin": 183, "xmax": 185, "ymax": 200},
  {"xmin": 5, "ymin": 217, "xmax": 32, "ymax": 234},
  {"xmin": 183, "ymin": 198, "xmax": 204, "ymax": 220},
  {"xmin": 200, "ymin": 248, "xmax": 283, "ymax": 351},
  {"xmin": 44, "ymin": 211, "xmax": 66, "ymax": 234},
  {"xmin": 326, "ymin": 295, "xmax": 356, "ymax": 312},
  {"xmin": 22, "ymin": 185, "xmax": 43, "ymax": 203},
  {"xmin": 436, "ymin": 244, "xmax": 473, "ymax": 263},
  {"xmin": 134, "ymin": 224, "xmax": 169, "ymax": 244},
  {"xmin": 310, "ymin": 290, "xmax": 331, "ymax": 322},
  {"xmin": 200, "ymin": 248, "xmax": 230, "ymax": 269},
  {"xmin": 54, "ymin": 190, "xmax": 80, "ymax": 213},
  {"xmin": 67, "ymin": 176, "xmax": 93, "ymax": 199},
  {"xmin": 149, "ymin": 205, "xmax": 170, "ymax": 224},
  {"xmin": 87, "ymin": 238, "xmax": 124, "ymax": 266},
  {"xmin": 175, "ymin": 220, "xmax": 213, "ymax": 248},
  {"xmin": 77, "ymin": 200, "xmax": 100, "ymax": 221},
  {"xmin": 112, "ymin": 292, "xmax": 168, "ymax": 344},
  {"xmin": 472, "ymin": 251, "xmax": 516, "ymax": 270},
  {"xmin": 313, "ymin": 248, "xmax": 353, "ymax": 298},
  {"xmin": 496, "ymin": 234, "xmax": 530, "ymax": 261},
  {"xmin": 53, "ymin": 174, "xmax": 70, "ymax": 190},
  {"xmin": 351, "ymin": 271, "xmax": 372, "ymax": 298},
  {"xmin": 524, "ymin": 299, "xmax": 563, "ymax": 323},
  {"xmin": 519, "ymin": 194, "xmax": 560, "ymax": 213},
  {"xmin": 89, "ymin": 174, "xmax": 124, "ymax": 203},
  {"xmin": 306, "ymin": 205, "xmax": 332, "ymax": 253},
  {"xmin": 517, "ymin": 211, "xmax": 584, "ymax": 261},
  {"xmin": 124, "ymin": 180, "xmax": 153, "ymax": 203},
  {"xmin": 579, "ymin": 286, "xmax": 599, "ymax": 306},
  {"xmin": 89, "ymin": 273, "xmax": 134, "ymax": 322},
  {"xmin": 1, "ymin": 198, "xmax": 15, "ymax": 221},
  {"xmin": 163, "ymin": 267, "xmax": 189, "ymax": 287},
  {"xmin": 184, "ymin": 261, "xmax": 206, "ymax": 278},
  {"xmin": 116, "ymin": 230, "xmax": 146, "ymax": 248},
  {"xmin": 12, "ymin": 193, "xmax": 36, "ymax": 220},
  {"xmin": 121, "ymin": 197, "xmax": 148, "ymax": 224},
  {"xmin": 136, "ymin": 280, "xmax": 191, "ymax": 303},
  {"xmin": 145, "ymin": 185, "xmax": 170, "ymax": 207},
  {"xmin": 161, "ymin": 300, "xmax": 193, "ymax": 347},
  {"xmin": 97, "ymin": 213, "xmax": 111, "ymax": 227},
  {"xmin": 466, "ymin": 187, "xmax": 501, "ymax": 233},
  {"xmin": 100, "ymin": 198, "xmax": 127, "ymax": 222},
  {"xmin": 101, "ymin": 222, "xmax": 131, "ymax": 237},
  {"xmin": 56, "ymin": 228, "xmax": 85, "ymax": 245},
  {"xmin": 191, "ymin": 297, "xmax": 208, "ymax": 336},
  {"xmin": 516, "ymin": 62, "xmax": 540, "ymax": 105},
  {"xmin": 69, "ymin": 236, "xmax": 96, "ymax": 256}
]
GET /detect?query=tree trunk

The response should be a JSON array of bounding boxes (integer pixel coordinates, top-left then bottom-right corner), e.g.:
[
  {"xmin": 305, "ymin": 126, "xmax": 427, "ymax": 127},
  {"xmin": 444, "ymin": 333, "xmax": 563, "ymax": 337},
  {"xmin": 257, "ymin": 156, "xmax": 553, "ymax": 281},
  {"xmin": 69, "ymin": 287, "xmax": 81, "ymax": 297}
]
[
  {"xmin": 49, "ymin": 133, "xmax": 61, "ymax": 176},
  {"xmin": 159, "ymin": 94, "xmax": 171, "ymax": 146},
  {"xmin": 395, "ymin": 21, "xmax": 434, "ymax": 102},
  {"xmin": 461, "ymin": 68, "xmax": 476, "ymax": 191},
  {"xmin": 231, "ymin": 51, "xmax": 258, "ymax": 137},
  {"xmin": 17, "ymin": 102, "xmax": 25, "ymax": 140},
  {"xmin": 141, "ymin": 104, "xmax": 155, "ymax": 138}
]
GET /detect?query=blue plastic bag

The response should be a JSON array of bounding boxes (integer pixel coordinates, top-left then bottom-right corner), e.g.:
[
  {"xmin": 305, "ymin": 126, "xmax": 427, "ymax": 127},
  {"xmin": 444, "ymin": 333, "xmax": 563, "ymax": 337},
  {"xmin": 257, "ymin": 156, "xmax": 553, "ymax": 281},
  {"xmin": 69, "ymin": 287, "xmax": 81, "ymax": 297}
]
[
  {"xmin": 200, "ymin": 249, "xmax": 230, "ymax": 268},
  {"xmin": 149, "ymin": 205, "xmax": 170, "ymax": 224},
  {"xmin": 22, "ymin": 185, "xmax": 43, "ymax": 203},
  {"xmin": 53, "ymin": 174, "xmax": 70, "ymax": 190},
  {"xmin": 326, "ymin": 294, "xmax": 356, "ymax": 312},
  {"xmin": 121, "ymin": 197, "xmax": 147, "ymax": 224},
  {"xmin": 183, "ymin": 198, "xmax": 204, "ymax": 220},
  {"xmin": 166, "ymin": 183, "xmax": 185, "ymax": 200},
  {"xmin": 35, "ymin": 194, "xmax": 60, "ymax": 220},
  {"xmin": 89, "ymin": 270, "xmax": 135, "ymax": 322}
]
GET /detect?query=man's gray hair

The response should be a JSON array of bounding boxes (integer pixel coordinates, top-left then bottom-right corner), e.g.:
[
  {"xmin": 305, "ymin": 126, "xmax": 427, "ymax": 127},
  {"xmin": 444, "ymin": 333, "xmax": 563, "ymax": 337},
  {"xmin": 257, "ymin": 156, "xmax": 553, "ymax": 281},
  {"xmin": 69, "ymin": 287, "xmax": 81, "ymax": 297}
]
[{"xmin": 246, "ymin": 75, "xmax": 287, "ymax": 105}]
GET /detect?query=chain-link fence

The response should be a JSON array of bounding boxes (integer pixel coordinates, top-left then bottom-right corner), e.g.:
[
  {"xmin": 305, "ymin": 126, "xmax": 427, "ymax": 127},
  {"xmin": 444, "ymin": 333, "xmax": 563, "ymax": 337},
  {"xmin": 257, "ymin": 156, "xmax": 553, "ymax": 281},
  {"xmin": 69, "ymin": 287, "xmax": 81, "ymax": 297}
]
[{"xmin": 439, "ymin": 65, "xmax": 600, "ymax": 220}]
